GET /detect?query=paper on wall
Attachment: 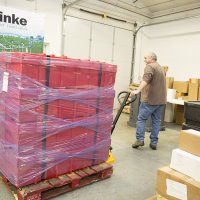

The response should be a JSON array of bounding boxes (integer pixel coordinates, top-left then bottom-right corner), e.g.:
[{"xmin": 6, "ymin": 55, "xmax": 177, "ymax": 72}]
[
  {"xmin": 166, "ymin": 179, "xmax": 187, "ymax": 200},
  {"xmin": 2, "ymin": 72, "xmax": 9, "ymax": 92}
]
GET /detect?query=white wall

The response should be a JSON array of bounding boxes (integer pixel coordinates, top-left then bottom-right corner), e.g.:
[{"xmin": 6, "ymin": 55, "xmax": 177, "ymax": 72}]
[
  {"xmin": 64, "ymin": 16, "xmax": 91, "ymax": 59},
  {"xmin": 64, "ymin": 15, "xmax": 134, "ymax": 107},
  {"xmin": 133, "ymin": 30, "xmax": 151, "ymax": 82},
  {"xmin": 134, "ymin": 17, "xmax": 200, "ymax": 82},
  {"xmin": 113, "ymin": 28, "xmax": 133, "ymax": 102}
]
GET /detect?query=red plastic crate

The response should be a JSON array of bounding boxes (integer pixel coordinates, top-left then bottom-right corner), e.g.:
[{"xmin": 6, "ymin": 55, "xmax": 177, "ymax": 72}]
[
  {"xmin": 0, "ymin": 53, "xmax": 117, "ymax": 89},
  {"xmin": 4, "ymin": 98, "xmax": 40, "ymax": 123},
  {"xmin": 1, "ymin": 147, "xmax": 42, "ymax": 187},
  {"xmin": 60, "ymin": 62, "xmax": 116, "ymax": 89},
  {"xmin": 5, "ymin": 96, "xmax": 112, "ymax": 123},
  {"xmin": 44, "ymin": 117, "xmax": 96, "ymax": 179},
  {"xmin": 0, "ymin": 118, "xmax": 43, "ymax": 187}
]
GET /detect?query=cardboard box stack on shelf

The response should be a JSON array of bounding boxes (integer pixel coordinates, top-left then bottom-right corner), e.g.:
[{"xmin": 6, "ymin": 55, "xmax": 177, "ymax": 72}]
[
  {"xmin": 165, "ymin": 77, "xmax": 175, "ymax": 123},
  {"xmin": 199, "ymin": 86, "xmax": 200, "ymax": 100},
  {"xmin": 122, "ymin": 83, "xmax": 139, "ymax": 114},
  {"xmin": 173, "ymin": 81, "xmax": 189, "ymax": 99},
  {"xmin": 172, "ymin": 80, "xmax": 188, "ymax": 125},
  {"xmin": 147, "ymin": 194, "xmax": 168, "ymax": 200},
  {"xmin": 124, "ymin": 76, "xmax": 199, "ymax": 126},
  {"xmin": 173, "ymin": 79, "xmax": 200, "ymax": 101},
  {"xmin": 172, "ymin": 78, "xmax": 200, "ymax": 125},
  {"xmin": 0, "ymin": 52, "xmax": 117, "ymax": 188},
  {"xmin": 187, "ymin": 79, "xmax": 199, "ymax": 101},
  {"xmin": 166, "ymin": 77, "xmax": 174, "ymax": 89},
  {"xmin": 156, "ymin": 129, "xmax": 200, "ymax": 200}
]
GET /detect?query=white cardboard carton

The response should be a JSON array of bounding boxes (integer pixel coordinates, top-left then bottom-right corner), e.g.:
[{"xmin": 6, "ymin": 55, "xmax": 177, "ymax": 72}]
[{"xmin": 170, "ymin": 148, "xmax": 200, "ymax": 182}]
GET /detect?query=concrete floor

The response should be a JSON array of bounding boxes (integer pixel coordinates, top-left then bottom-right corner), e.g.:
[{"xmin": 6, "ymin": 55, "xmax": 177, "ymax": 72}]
[{"xmin": 0, "ymin": 113, "xmax": 181, "ymax": 200}]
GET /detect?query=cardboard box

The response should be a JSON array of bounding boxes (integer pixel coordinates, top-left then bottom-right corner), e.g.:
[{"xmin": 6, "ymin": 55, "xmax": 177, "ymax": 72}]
[
  {"xmin": 175, "ymin": 92, "xmax": 187, "ymax": 99},
  {"xmin": 170, "ymin": 149, "xmax": 200, "ymax": 182},
  {"xmin": 162, "ymin": 66, "xmax": 169, "ymax": 73},
  {"xmin": 147, "ymin": 195, "xmax": 167, "ymax": 200},
  {"xmin": 164, "ymin": 103, "xmax": 174, "ymax": 123},
  {"xmin": 189, "ymin": 78, "xmax": 200, "ymax": 85},
  {"xmin": 182, "ymin": 96, "xmax": 188, "ymax": 101},
  {"xmin": 174, "ymin": 105, "xmax": 185, "ymax": 125},
  {"xmin": 156, "ymin": 166, "xmax": 200, "ymax": 200},
  {"xmin": 173, "ymin": 81, "xmax": 188, "ymax": 93},
  {"xmin": 198, "ymin": 87, "xmax": 200, "ymax": 100},
  {"xmin": 166, "ymin": 77, "xmax": 174, "ymax": 89},
  {"xmin": 129, "ymin": 83, "xmax": 139, "ymax": 92},
  {"xmin": 179, "ymin": 129, "xmax": 200, "ymax": 157},
  {"xmin": 188, "ymin": 83, "xmax": 198, "ymax": 101}
]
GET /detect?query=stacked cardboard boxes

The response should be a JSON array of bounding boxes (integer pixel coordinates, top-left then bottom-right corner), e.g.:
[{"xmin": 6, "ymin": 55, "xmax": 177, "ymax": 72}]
[
  {"xmin": 172, "ymin": 79, "xmax": 200, "ymax": 101},
  {"xmin": 172, "ymin": 79, "xmax": 200, "ymax": 125},
  {"xmin": 156, "ymin": 129, "xmax": 200, "ymax": 199},
  {"xmin": 164, "ymin": 77, "xmax": 174, "ymax": 123},
  {"xmin": 166, "ymin": 77, "xmax": 174, "ymax": 89},
  {"xmin": 199, "ymin": 87, "xmax": 200, "ymax": 100},
  {"xmin": 0, "ymin": 52, "xmax": 117, "ymax": 187},
  {"xmin": 188, "ymin": 79, "xmax": 200, "ymax": 101},
  {"xmin": 173, "ymin": 81, "xmax": 189, "ymax": 99},
  {"xmin": 171, "ymin": 81, "xmax": 187, "ymax": 124},
  {"xmin": 122, "ymin": 83, "xmax": 139, "ymax": 114}
]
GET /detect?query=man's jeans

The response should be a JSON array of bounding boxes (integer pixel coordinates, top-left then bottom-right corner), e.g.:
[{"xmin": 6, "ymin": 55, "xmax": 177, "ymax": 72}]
[{"xmin": 136, "ymin": 102, "xmax": 164, "ymax": 145}]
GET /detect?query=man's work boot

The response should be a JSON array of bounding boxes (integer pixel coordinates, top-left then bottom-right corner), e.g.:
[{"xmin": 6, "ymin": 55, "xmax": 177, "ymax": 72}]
[
  {"xmin": 132, "ymin": 140, "xmax": 144, "ymax": 148},
  {"xmin": 149, "ymin": 143, "xmax": 157, "ymax": 150}
]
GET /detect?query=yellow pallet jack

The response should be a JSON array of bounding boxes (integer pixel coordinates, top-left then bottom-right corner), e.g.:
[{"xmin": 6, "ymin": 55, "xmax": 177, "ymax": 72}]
[{"xmin": 106, "ymin": 91, "xmax": 137, "ymax": 164}]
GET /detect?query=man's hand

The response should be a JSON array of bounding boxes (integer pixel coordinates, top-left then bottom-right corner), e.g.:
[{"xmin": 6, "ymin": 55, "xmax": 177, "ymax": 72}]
[
  {"xmin": 131, "ymin": 90, "xmax": 140, "ymax": 96},
  {"xmin": 130, "ymin": 81, "xmax": 147, "ymax": 96}
]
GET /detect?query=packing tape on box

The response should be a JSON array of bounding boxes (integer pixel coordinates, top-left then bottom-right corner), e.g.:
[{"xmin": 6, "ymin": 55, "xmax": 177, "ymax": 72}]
[{"xmin": 167, "ymin": 89, "xmax": 176, "ymax": 101}]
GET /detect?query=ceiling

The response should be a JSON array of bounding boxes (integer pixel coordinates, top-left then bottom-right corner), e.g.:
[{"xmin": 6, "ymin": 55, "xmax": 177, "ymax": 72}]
[
  {"xmin": 133, "ymin": 0, "xmax": 200, "ymax": 13},
  {"xmin": 64, "ymin": 0, "xmax": 200, "ymax": 23}
]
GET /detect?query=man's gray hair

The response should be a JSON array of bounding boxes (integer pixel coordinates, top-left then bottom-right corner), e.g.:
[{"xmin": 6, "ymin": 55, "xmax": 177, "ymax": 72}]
[{"xmin": 148, "ymin": 52, "xmax": 157, "ymax": 61}]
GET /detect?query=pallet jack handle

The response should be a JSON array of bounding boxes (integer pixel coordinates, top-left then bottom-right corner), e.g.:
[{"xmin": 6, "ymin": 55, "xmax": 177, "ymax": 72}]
[
  {"xmin": 106, "ymin": 92, "xmax": 137, "ymax": 163},
  {"xmin": 111, "ymin": 91, "xmax": 137, "ymax": 135}
]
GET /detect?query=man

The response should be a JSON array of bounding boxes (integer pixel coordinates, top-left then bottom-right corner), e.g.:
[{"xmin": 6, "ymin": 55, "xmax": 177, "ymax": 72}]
[{"xmin": 131, "ymin": 52, "xmax": 166, "ymax": 150}]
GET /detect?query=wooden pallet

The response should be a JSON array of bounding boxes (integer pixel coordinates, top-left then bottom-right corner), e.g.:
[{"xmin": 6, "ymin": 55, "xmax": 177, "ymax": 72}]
[
  {"xmin": 147, "ymin": 194, "xmax": 168, "ymax": 200},
  {"xmin": 147, "ymin": 195, "xmax": 157, "ymax": 200},
  {"xmin": 122, "ymin": 106, "xmax": 130, "ymax": 114},
  {"xmin": 1, "ymin": 162, "xmax": 113, "ymax": 200},
  {"xmin": 122, "ymin": 109, "xmax": 130, "ymax": 114}
]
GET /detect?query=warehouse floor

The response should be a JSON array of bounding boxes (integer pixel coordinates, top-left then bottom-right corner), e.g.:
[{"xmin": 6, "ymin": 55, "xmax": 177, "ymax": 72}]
[{"xmin": 0, "ymin": 112, "xmax": 181, "ymax": 200}]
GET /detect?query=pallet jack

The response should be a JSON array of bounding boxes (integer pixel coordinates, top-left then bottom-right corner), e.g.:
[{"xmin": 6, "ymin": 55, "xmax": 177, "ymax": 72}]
[{"xmin": 106, "ymin": 91, "xmax": 137, "ymax": 164}]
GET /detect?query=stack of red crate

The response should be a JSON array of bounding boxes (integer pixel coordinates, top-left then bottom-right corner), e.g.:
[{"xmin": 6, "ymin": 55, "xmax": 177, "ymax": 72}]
[{"xmin": 0, "ymin": 52, "xmax": 117, "ymax": 187}]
